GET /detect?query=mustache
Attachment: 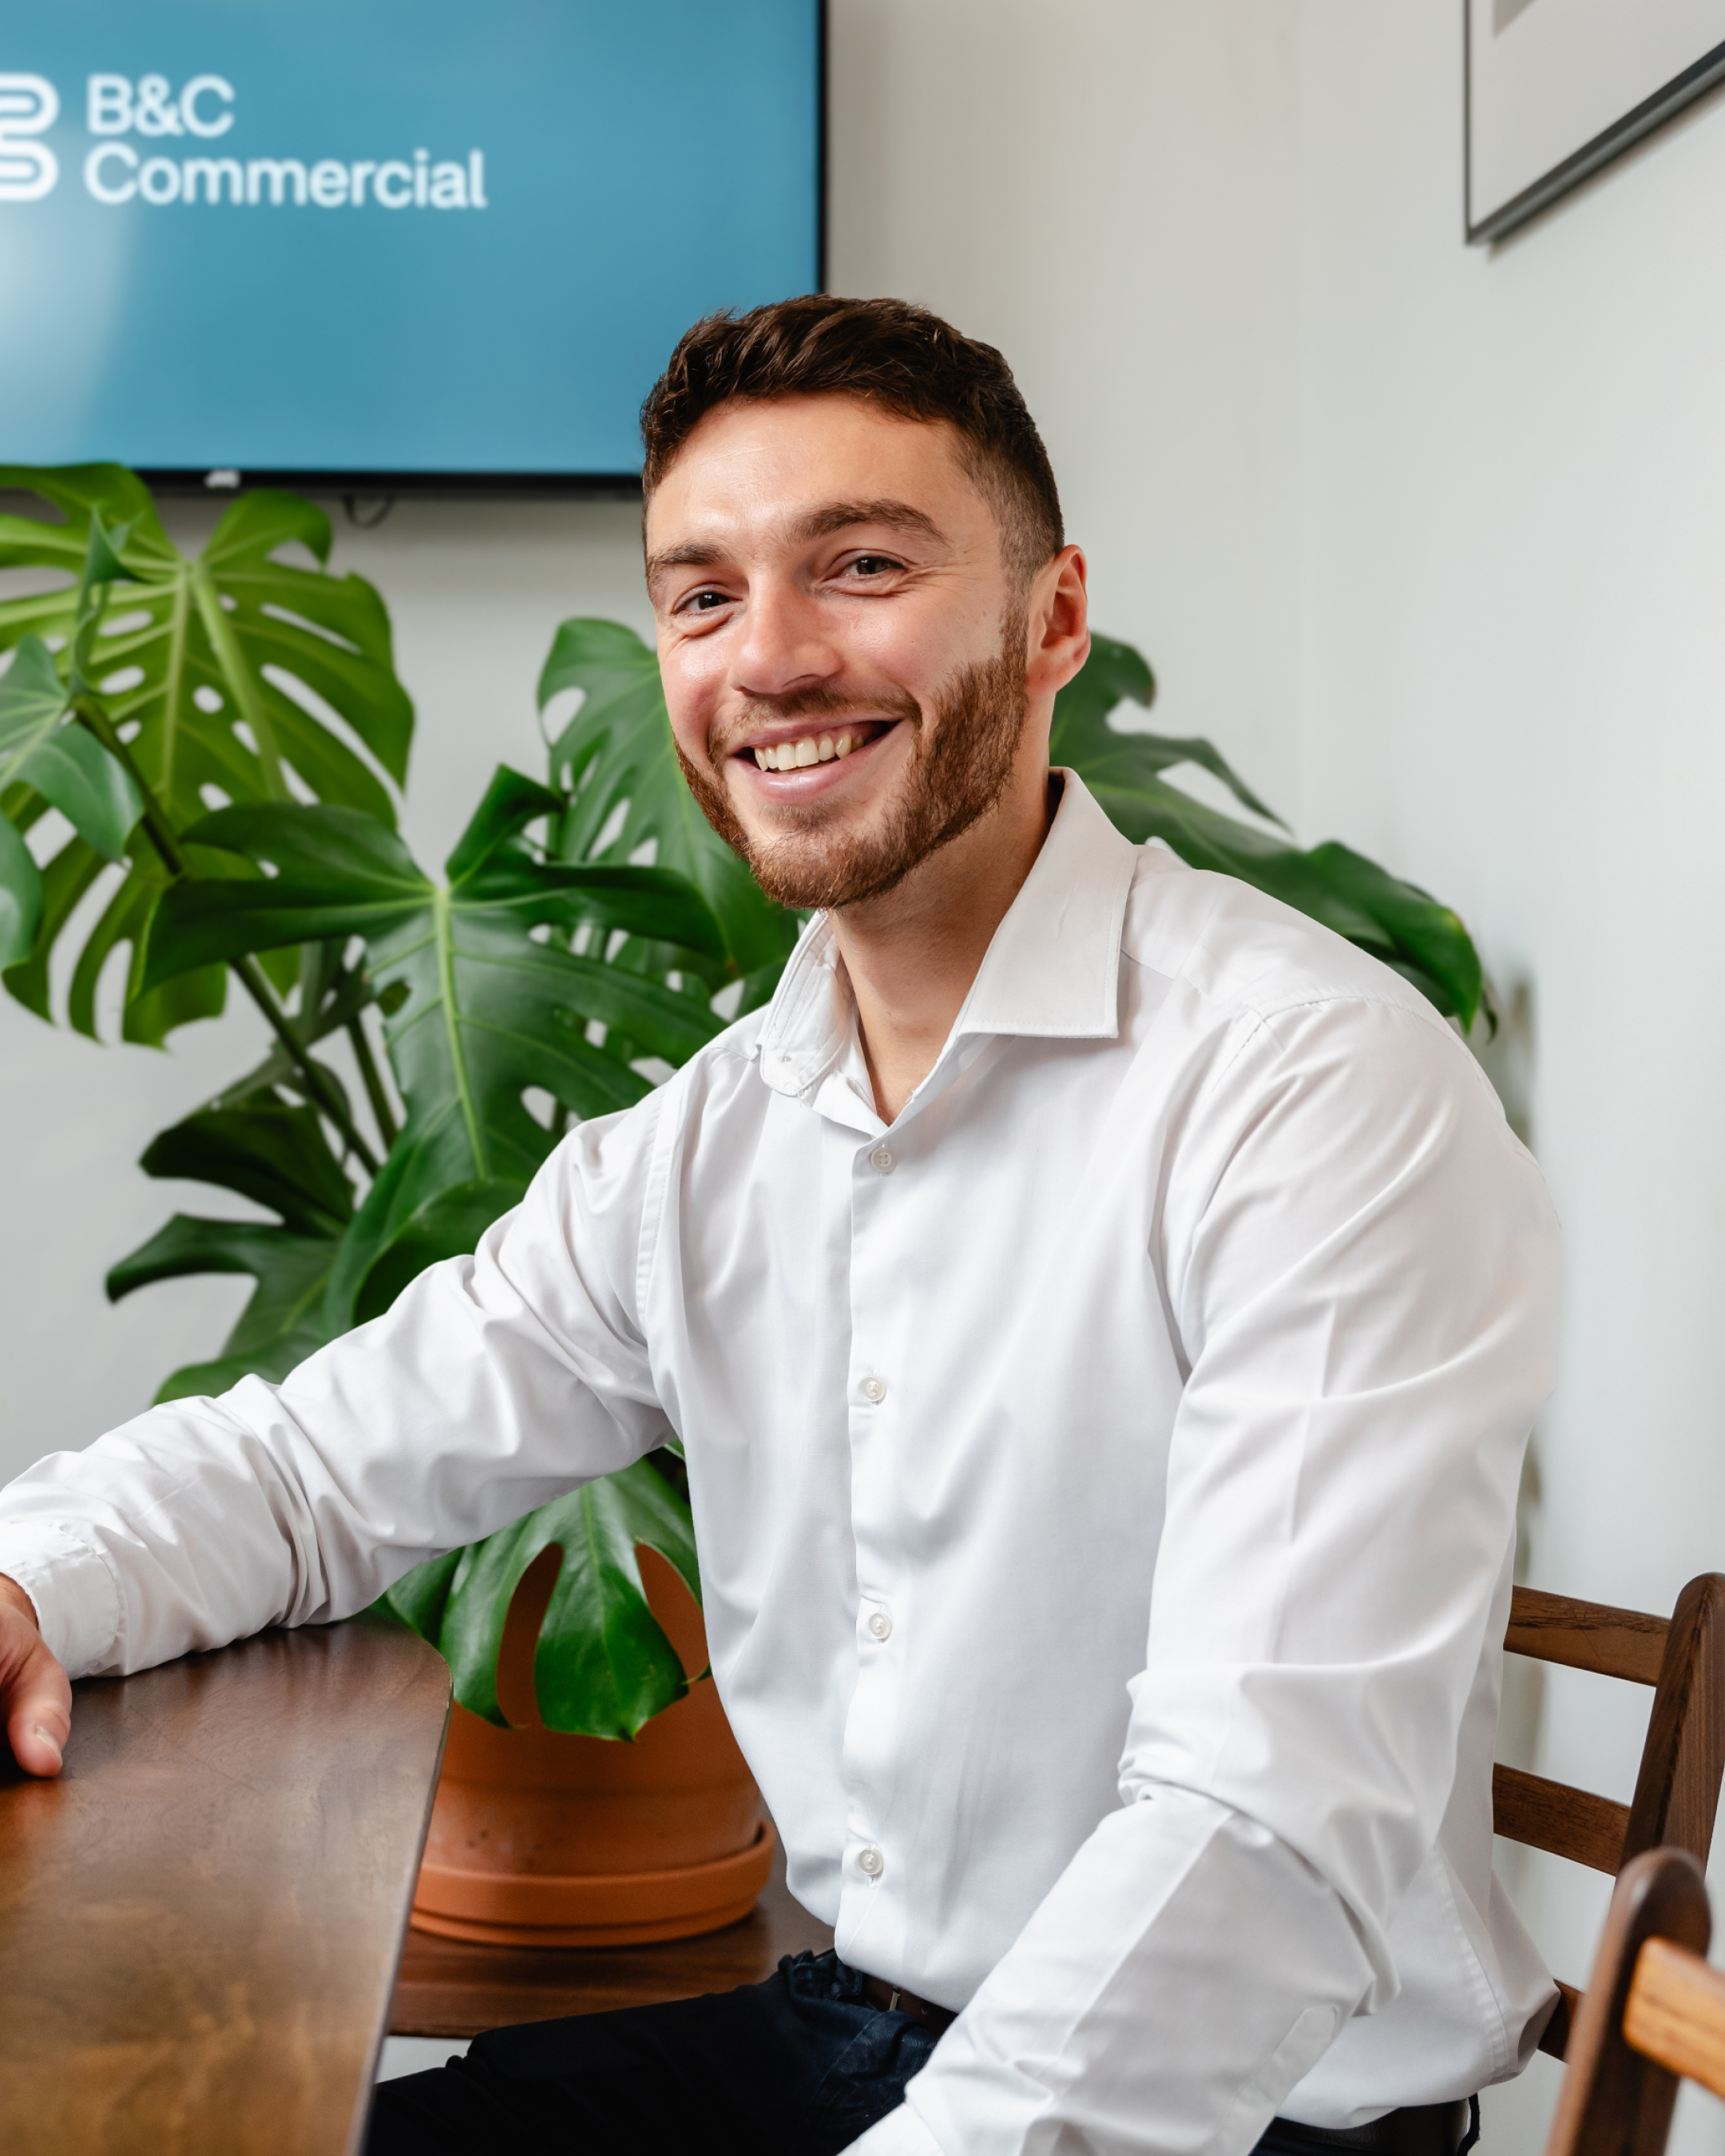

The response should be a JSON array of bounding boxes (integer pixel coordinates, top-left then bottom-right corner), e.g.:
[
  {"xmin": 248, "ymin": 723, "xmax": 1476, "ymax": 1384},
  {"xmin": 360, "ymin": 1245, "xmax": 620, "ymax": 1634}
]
[{"xmin": 708, "ymin": 684, "xmax": 922, "ymax": 759}]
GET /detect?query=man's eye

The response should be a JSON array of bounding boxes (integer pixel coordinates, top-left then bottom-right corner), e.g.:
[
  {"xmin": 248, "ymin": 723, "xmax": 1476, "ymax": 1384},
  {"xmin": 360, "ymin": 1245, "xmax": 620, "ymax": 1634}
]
[
  {"xmin": 849, "ymin": 556, "xmax": 898, "ymax": 577},
  {"xmin": 682, "ymin": 589, "xmax": 732, "ymax": 613}
]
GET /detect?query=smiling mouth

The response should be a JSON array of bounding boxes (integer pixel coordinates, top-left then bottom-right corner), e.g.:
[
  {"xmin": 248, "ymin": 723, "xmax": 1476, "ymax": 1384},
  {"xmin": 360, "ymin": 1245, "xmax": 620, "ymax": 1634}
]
[{"xmin": 735, "ymin": 719, "xmax": 898, "ymax": 772}]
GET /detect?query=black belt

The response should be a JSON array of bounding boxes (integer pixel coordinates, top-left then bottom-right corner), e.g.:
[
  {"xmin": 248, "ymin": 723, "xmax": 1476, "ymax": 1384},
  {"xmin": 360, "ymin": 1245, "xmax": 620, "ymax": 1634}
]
[{"xmin": 1266, "ymin": 2098, "xmax": 1476, "ymax": 2156}]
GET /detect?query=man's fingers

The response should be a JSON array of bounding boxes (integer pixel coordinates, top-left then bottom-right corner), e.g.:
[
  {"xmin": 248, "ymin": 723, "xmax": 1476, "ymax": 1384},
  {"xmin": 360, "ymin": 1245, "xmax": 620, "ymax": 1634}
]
[
  {"xmin": 8, "ymin": 1704, "xmax": 67, "ymax": 1777},
  {"xmin": 2, "ymin": 1627, "xmax": 72, "ymax": 1779}
]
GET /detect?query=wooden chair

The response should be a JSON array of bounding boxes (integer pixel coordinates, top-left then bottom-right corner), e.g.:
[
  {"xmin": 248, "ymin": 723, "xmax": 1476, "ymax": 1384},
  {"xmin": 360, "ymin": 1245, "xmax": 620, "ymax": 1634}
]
[
  {"xmin": 1495, "ymin": 1575, "xmax": 1725, "ymax": 2059},
  {"xmin": 1541, "ymin": 1845, "xmax": 1725, "ymax": 2156}
]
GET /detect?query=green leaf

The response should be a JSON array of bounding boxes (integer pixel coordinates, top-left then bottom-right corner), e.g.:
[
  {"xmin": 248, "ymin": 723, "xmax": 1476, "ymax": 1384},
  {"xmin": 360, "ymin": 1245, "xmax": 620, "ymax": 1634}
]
[
  {"xmin": 0, "ymin": 810, "xmax": 43, "ymax": 968},
  {"xmin": 389, "ymin": 1458, "xmax": 701, "ymax": 1734},
  {"xmin": 105, "ymin": 1093, "xmax": 358, "ymax": 1401},
  {"xmin": 24, "ymin": 723, "xmax": 141, "ymax": 863},
  {"xmin": 137, "ymin": 1104, "xmax": 355, "ymax": 1239},
  {"xmin": 1051, "ymin": 635, "xmax": 1485, "ymax": 1029},
  {"xmin": 353, "ymin": 1175, "xmax": 525, "ymax": 1326},
  {"xmin": 82, "ymin": 505, "xmax": 136, "ymax": 593},
  {"xmin": 0, "ymin": 466, "xmax": 414, "ymax": 1040},
  {"xmin": 0, "ymin": 637, "xmax": 71, "ymax": 775},
  {"xmin": 144, "ymin": 787, "xmax": 724, "ymax": 1327},
  {"xmin": 0, "ymin": 636, "xmax": 141, "ymax": 861},
  {"xmin": 109, "ymin": 1214, "xmax": 342, "ymax": 1403},
  {"xmin": 540, "ymin": 617, "xmax": 799, "ymax": 985},
  {"xmin": 383, "ymin": 1548, "xmax": 463, "ymax": 1645}
]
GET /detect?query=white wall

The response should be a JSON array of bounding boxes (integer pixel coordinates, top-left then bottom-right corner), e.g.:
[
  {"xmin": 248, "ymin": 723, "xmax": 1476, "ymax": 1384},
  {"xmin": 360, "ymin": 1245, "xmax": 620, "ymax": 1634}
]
[{"xmin": 1295, "ymin": 7, "xmax": 1725, "ymax": 2149}]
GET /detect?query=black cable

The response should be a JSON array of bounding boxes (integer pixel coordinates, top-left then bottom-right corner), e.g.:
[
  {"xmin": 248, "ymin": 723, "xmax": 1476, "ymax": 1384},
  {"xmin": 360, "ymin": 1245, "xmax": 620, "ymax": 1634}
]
[{"xmin": 342, "ymin": 496, "xmax": 396, "ymax": 530}]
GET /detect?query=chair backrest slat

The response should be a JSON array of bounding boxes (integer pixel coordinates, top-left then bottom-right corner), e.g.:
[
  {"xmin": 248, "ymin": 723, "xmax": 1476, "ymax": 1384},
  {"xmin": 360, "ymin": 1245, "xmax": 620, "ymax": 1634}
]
[
  {"xmin": 1624, "ymin": 1936, "xmax": 1725, "ymax": 2105},
  {"xmin": 1497, "ymin": 1572, "xmax": 1725, "ymax": 2065},
  {"xmin": 1494, "ymin": 1763, "xmax": 1628, "ymax": 1874},
  {"xmin": 1509, "ymin": 1586, "xmax": 1669, "ymax": 1687}
]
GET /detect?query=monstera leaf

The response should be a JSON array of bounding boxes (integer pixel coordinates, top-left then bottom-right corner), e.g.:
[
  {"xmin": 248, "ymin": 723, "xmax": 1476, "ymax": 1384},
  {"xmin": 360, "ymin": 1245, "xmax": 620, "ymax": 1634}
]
[
  {"xmin": 142, "ymin": 767, "xmax": 728, "ymax": 1330},
  {"xmin": 1053, "ymin": 635, "xmax": 1487, "ymax": 1029},
  {"xmin": 386, "ymin": 1458, "xmax": 702, "ymax": 1736},
  {"xmin": 0, "ymin": 466, "xmax": 412, "ymax": 1040},
  {"xmin": 0, "ymin": 632, "xmax": 142, "ymax": 964},
  {"xmin": 105, "ymin": 1101, "xmax": 356, "ymax": 1402},
  {"xmin": 539, "ymin": 617, "xmax": 799, "ymax": 1004}
]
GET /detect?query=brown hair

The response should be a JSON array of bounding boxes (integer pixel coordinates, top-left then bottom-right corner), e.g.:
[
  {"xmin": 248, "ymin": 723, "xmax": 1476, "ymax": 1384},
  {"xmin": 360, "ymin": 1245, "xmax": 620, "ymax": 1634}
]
[{"xmin": 640, "ymin": 295, "xmax": 1064, "ymax": 581}]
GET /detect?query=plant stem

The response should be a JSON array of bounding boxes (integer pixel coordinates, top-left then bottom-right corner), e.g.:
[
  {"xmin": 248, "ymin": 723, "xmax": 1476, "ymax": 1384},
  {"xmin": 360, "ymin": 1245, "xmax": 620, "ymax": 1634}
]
[
  {"xmin": 235, "ymin": 957, "xmax": 380, "ymax": 1172},
  {"xmin": 72, "ymin": 696, "xmax": 190, "ymax": 878},
  {"xmin": 70, "ymin": 694, "xmax": 381, "ymax": 1175},
  {"xmin": 347, "ymin": 1013, "xmax": 399, "ymax": 1150}
]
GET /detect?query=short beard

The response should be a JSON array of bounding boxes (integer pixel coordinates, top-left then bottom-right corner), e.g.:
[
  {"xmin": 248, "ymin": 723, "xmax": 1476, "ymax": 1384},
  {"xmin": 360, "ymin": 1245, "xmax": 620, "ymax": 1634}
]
[{"xmin": 676, "ymin": 610, "xmax": 1029, "ymax": 912}]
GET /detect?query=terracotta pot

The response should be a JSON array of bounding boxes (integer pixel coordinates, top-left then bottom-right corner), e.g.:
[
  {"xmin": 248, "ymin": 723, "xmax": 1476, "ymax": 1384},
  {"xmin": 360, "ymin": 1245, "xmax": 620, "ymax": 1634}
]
[{"xmin": 411, "ymin": 1542, "xmax": 773, "ymax": 1947}]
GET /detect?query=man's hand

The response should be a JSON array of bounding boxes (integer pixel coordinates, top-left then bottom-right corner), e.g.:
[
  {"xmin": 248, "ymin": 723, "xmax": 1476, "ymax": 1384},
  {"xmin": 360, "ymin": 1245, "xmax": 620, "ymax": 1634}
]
[{"xmin": 0, "ymin": 1574, "xmax": 70, "ymax": 1776}]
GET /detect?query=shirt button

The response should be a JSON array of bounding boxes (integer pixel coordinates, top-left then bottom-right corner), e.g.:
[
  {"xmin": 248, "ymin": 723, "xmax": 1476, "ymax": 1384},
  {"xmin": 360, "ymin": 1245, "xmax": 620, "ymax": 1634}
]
[
  {"xmin": 860, "ymin": 1376, "xmax": 887, "ymax": 1404},
  {"xmin": 859, "ymin": 1846, "xmax": 885, "ymax": 1878},
  {"xmin": 867, "ymin": 1609, "xmax": 892, "ymax": 1641},
  {"xmin": 869, "ymin": 1146, "xmax": 895, "ymax": 1174}
]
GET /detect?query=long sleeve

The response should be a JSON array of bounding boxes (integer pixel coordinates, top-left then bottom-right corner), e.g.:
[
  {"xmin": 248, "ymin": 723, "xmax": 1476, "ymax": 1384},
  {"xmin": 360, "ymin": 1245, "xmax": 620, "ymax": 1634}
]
[
  {"xmin": 0, "ymin": 1090, "xmax": 675, "ymax": 1678},
  {"xmin": 0, "ymin": 783, "xmax": 1563, "ymax": 2146},
  {"xmin": 850, "ymin": 993, "xmax": 1561, "ymax": 2156}
]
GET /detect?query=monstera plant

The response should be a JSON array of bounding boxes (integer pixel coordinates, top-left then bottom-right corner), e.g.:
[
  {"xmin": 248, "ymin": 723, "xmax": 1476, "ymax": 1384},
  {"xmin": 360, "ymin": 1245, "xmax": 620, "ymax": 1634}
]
[{"xmin": 0, "ymin": 466, "xmax": 1487, "ymax": 1744}]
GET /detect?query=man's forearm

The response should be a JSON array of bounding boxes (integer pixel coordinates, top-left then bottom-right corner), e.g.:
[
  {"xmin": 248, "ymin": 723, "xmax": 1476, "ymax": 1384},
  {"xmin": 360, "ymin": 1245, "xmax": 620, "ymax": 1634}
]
[
  {"xmin": 853, "ymin": 1788, "xmax": 1377, "ymax": 2156},
  {"xmin": 0, "ymin": 1171, "xmax": 671, "ymax": 1680},
  {"xmin": 0, "ymin": 1575, "xmax": 38, "ymax": 1629}
]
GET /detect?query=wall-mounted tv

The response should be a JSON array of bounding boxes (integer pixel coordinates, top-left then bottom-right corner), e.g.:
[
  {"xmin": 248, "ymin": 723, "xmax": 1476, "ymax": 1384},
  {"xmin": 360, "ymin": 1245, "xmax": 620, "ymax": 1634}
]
[{"xmin": 0, "ymin": 1, "xmax": 824, "ymax": 493}]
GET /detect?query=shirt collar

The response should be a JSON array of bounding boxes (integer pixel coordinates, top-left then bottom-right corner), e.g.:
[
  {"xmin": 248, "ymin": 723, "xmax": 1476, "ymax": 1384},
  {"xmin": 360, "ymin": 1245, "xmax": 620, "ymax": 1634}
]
[{"xmin": 755, "ymin": 771, "xmax": 1139, "ymax": 1104}]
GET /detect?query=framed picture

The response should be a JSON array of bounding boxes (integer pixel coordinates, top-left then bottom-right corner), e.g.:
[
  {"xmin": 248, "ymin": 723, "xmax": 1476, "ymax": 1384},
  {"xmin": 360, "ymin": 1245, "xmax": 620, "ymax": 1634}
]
[{"xmin": 1466, "ymin": 0, "xmax": 1725, "ymax": 242}]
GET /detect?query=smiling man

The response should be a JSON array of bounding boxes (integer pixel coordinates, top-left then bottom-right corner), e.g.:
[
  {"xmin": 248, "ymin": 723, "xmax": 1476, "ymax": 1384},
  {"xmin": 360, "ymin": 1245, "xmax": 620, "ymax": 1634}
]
[{"xmin": 0, "ymin": 298, "xmax": 1560, "ymax": 2156}]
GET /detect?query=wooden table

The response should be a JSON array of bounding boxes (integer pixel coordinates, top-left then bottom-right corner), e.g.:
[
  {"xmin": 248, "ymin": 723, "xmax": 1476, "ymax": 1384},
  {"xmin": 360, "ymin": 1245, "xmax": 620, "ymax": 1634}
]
[
  {"xmin": 391, "ymin": 1839, "xmax": 834, "ymax": 2038},
  {"xmin": 0, "ymin": 1614, "xmax": 450, "ymax": 2156}
]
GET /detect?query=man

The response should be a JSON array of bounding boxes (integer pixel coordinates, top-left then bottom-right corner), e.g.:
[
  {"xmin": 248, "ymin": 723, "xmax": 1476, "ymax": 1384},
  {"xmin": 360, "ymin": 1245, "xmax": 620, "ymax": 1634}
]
[{"xmin": 0, "ymin": 297, "xmax": 1559, "ymax": 2156}]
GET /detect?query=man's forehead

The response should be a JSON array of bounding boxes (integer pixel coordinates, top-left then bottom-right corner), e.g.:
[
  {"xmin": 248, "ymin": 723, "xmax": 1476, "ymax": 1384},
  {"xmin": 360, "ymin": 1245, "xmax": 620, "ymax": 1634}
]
[{"xmin": 643, "ymin": 394, "xmax": 982, "ymax": 556}]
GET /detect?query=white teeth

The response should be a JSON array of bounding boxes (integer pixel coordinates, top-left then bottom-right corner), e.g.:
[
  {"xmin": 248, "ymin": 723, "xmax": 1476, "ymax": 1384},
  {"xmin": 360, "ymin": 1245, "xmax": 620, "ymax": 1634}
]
[{"xmin": 755, "ymin": 733, "xmax": 856, "ymax": 770}]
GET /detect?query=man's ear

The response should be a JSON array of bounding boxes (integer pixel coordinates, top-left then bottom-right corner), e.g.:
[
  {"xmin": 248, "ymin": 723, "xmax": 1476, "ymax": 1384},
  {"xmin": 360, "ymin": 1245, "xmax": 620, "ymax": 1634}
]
[{"xmin": 1025, "ymin": 545, "xmax": 1090, "ymax": 700}]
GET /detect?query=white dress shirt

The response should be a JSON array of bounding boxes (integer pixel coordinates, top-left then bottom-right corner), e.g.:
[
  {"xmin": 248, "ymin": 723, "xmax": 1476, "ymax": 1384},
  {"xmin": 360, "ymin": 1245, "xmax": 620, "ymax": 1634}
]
[{"xmin": 0, "ymin": 772, "xmax": 1561, "ymax": 2155}]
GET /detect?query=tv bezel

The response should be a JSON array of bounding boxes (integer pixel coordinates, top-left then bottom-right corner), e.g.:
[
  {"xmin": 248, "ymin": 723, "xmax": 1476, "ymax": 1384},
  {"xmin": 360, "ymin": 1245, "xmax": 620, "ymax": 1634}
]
[{"xmin": 131, "ymin": 0, "xmax": 828, "ymax": 502}]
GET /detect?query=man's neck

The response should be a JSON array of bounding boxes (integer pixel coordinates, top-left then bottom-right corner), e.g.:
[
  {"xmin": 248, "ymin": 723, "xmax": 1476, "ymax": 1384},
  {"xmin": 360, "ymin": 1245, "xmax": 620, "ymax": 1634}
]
[{"xmin": 829, "ymin": 766, "xmax": 1057, "ymax": 1124}]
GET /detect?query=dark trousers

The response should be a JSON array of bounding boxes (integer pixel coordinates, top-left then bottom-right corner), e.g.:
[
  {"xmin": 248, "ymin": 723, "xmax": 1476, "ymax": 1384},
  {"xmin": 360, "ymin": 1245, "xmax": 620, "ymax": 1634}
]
[{"xmin": 367, "ymin": 1949, "xmax": 1473, "ymax": 2155}]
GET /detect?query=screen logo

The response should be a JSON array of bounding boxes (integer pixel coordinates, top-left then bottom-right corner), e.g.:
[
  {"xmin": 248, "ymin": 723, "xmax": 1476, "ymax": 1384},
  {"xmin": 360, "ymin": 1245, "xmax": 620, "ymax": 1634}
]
[
  {"xmin": 0, "ymin": 71, "xmax": 487, "ymax": 212},
  {"xmin": 0, "ymin": 74, "xmax": 59, "ymax": 201}
]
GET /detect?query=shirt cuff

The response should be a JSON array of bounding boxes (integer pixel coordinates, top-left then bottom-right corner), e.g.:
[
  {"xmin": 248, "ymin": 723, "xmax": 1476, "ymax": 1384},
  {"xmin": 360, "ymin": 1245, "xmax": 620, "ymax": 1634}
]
[
  {"xmin": 845, "ymin": 2099, "xmax": 946, "ymax": 2156},
  {"xmin": 0, "ymin": 1525, "xmax": 123, "ymax": 1676}
]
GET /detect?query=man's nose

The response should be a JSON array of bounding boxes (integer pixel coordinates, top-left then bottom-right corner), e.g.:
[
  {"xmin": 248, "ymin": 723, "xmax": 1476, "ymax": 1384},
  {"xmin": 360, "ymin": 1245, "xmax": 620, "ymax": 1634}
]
[{"xmin": 730, "ymin": 577, "xmax": 841, "ymax": 702}]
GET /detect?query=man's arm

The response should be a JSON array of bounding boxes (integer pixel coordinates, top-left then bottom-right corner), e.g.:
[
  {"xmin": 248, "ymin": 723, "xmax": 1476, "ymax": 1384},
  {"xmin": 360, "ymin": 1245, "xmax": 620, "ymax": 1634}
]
[
  {"xmin": 0, "ymin": 1093, "xmax": 674, "ymax": 1766},
  {"xmin": 0, "ymin": 1574, "xmax": 71, "ymax": 1775},
  {"xmin": 852, "ymin": 993, "xmax": 1561, "ymax": 2156}
]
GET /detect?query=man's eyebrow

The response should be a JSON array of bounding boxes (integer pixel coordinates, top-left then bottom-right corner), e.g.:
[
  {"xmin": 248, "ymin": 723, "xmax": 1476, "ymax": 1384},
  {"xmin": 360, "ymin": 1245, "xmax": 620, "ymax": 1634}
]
[
  {"xmin": 645, "ymin": 500, "xmax": 950, "ymax": 595},
  {"xmin": 644, "ymin": 541, "xmax": 722, "ymax": 593},
  {"xmin": 788, "ymin": 499, "xmax": 949, "ymax": 549}
]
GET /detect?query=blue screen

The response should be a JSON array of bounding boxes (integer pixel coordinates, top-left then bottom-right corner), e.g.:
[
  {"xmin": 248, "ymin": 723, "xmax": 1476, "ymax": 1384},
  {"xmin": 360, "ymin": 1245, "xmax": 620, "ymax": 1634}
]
[{"xmin": 0, "ymin": 1, "xmax": 821, "ymax": 476}]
